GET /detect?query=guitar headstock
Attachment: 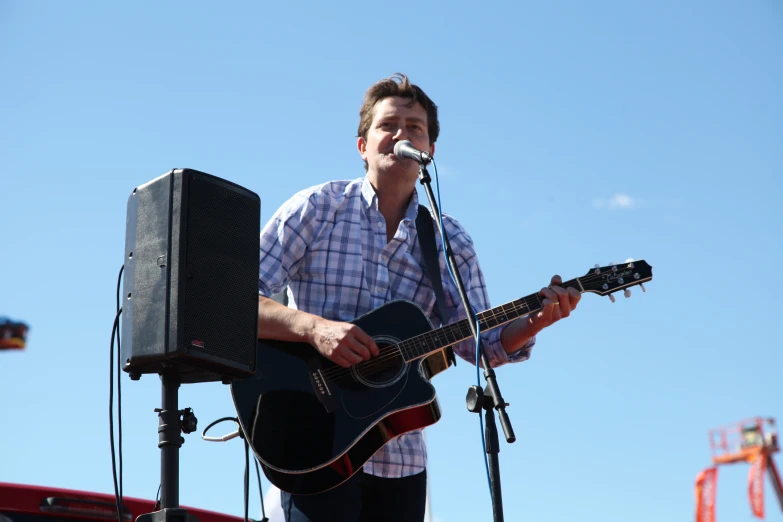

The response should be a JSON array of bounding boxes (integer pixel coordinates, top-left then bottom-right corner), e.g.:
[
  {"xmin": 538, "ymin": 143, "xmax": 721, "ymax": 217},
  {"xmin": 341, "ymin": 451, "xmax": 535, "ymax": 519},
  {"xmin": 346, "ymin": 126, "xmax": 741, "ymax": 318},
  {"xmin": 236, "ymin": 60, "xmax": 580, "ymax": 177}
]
[{"xmin": 579, "ymin": 260, "xmax": 653, "ymax": 301}]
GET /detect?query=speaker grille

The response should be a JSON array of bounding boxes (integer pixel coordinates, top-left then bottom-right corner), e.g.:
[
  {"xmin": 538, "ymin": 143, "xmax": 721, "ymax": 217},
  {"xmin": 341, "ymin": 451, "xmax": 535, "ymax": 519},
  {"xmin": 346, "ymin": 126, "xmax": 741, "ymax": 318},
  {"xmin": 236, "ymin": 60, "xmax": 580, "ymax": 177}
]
[{"xmin": 182, "ymin": 173, "xmax": 259, "ymax": 373}]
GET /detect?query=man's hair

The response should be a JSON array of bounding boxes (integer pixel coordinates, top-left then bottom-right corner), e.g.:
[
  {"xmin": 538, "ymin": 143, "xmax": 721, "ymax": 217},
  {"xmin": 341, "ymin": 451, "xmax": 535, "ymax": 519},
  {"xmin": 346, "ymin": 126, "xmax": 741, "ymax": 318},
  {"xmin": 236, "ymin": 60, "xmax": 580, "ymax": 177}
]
[{"xmin": 357, "ymin": 73, "xmax": 440, "ymax": 170}]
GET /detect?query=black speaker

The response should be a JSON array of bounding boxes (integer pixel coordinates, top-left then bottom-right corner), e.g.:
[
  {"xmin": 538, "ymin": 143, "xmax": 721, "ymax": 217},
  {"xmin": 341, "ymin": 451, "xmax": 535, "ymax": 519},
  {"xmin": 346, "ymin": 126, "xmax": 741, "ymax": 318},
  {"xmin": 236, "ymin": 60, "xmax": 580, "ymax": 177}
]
[{"xmin": 121, "ymin": 168, "xmax": 260, "ymax": 383}]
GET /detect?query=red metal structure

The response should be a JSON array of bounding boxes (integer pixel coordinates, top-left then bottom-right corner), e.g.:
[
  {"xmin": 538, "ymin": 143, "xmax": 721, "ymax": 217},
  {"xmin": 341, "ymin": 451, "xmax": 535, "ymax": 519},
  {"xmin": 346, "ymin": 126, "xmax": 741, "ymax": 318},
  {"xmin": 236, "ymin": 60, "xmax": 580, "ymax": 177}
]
[
  {"xmin": 0, "ymin": 317, "xmax": 29, "ymax": 350},
  {"xmin": 696, "ymin": 417, "xmax": 783, "ymax": 521}
]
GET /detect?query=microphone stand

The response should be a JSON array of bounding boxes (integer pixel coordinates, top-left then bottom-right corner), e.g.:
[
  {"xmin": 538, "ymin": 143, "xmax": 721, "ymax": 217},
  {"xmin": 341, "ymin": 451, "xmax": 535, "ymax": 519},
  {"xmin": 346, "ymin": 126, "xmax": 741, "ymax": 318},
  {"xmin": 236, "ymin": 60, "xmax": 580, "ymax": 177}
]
[{"xmin": 418, "ymin": 163, "xmax": 515, "ymax": 522}]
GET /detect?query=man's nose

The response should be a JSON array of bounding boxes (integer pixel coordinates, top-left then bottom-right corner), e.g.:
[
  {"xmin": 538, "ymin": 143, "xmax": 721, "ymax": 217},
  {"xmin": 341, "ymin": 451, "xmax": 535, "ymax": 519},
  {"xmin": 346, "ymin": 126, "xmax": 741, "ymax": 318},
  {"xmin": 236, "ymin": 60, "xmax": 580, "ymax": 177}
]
[{"xmin": 393, "ymin": 126, "xmax": 407, "ymax": 141}]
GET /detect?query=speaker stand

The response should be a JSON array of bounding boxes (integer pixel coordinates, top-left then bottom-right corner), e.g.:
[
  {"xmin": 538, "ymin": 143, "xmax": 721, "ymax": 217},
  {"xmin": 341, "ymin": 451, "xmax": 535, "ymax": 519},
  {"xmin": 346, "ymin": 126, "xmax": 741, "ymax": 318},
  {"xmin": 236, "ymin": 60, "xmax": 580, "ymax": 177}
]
[{"xmin": 137, "ymin": 371, "xmax": 200, "ymax": 522}]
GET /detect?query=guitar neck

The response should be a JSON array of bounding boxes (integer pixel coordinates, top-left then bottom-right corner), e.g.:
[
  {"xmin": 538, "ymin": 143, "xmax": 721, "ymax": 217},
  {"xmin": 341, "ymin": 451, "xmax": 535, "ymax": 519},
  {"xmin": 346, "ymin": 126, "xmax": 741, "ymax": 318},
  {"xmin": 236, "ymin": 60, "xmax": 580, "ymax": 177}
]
[{"xmin": 400, "ymin": 277, "xmax": 584, "ymax": 362}]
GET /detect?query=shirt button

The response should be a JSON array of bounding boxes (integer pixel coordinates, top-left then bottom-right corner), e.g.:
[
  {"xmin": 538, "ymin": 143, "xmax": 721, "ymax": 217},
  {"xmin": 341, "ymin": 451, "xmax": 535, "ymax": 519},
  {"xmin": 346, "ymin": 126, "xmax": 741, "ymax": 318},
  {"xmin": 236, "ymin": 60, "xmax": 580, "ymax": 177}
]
[
  {"xmin": 377, "ymin": 286, "xmax": 384, "ymax": 294},
  {"xmin": 377, "ymin": 222, "xmax": 383, "ymax": 228}
]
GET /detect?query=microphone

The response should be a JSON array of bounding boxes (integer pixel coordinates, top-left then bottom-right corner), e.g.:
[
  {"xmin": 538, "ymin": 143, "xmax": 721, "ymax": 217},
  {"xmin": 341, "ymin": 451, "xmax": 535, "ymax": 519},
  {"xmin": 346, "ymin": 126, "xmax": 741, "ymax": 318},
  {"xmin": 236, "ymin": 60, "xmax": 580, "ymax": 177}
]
[{"xmin": 393, "ymin": 140, "xmax": 432, "ymax": 165}]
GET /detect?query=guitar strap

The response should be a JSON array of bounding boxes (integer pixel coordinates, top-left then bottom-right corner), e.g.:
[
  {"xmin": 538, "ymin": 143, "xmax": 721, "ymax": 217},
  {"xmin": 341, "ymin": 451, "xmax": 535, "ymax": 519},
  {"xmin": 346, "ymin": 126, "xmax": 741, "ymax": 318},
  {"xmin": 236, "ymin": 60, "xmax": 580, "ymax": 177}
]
[{"xmin": 416, "ymin": 205, "xmax": 457, "ymax": 368}]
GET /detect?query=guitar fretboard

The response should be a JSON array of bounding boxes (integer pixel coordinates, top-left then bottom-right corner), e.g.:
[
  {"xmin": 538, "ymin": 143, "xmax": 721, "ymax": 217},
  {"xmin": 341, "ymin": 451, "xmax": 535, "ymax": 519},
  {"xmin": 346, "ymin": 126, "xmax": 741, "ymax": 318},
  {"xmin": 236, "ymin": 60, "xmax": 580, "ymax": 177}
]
[{"xmin": 399, "ymin": 277, "xmax": 583, "ymax": 361}]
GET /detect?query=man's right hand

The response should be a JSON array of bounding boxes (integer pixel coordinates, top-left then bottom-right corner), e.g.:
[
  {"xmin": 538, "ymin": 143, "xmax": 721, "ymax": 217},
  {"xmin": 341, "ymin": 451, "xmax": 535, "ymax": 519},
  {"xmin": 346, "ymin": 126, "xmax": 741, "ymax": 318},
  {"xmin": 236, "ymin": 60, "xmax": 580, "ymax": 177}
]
[{"xmin": 309, "ymin": 319, "xmax": 380, "ymax": 368}]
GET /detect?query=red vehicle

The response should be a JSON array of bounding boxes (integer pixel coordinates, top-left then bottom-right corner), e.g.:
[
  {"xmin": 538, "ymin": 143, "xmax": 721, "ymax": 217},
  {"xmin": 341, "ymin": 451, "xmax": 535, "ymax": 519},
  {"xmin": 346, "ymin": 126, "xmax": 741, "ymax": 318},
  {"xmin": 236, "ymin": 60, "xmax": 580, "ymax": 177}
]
[{"xmin": 0, "ymin": 482, "xmax": 248, "ymax": 522}]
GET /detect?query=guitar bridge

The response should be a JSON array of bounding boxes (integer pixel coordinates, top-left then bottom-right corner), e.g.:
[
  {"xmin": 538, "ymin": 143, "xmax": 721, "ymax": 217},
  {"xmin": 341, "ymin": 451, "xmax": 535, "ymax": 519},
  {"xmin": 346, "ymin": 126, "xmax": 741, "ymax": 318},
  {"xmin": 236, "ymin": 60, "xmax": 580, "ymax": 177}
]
[
  {"xmin": 309, "ymin": 367, "xmax": 339, "ymax": 413},
  {"xmin": 312, "ymin": 369, "xmax": 331, "ymax": 397}
]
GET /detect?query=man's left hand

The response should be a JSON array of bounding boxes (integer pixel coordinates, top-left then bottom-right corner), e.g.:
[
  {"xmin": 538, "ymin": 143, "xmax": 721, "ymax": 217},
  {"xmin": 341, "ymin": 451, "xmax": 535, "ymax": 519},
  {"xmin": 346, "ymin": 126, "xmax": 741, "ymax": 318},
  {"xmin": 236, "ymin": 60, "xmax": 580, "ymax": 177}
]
[{"xmin": 528, "ymin": 274, "xmax": 581, "ymax": 333}]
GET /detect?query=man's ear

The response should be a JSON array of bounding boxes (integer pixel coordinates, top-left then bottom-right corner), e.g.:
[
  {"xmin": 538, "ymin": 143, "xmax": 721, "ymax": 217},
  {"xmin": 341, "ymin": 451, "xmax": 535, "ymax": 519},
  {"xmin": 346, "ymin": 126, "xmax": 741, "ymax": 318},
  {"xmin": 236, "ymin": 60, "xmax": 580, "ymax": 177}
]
[{"xmin": 357, "ymin": 136, "xmax": 367, "ymax": 160}]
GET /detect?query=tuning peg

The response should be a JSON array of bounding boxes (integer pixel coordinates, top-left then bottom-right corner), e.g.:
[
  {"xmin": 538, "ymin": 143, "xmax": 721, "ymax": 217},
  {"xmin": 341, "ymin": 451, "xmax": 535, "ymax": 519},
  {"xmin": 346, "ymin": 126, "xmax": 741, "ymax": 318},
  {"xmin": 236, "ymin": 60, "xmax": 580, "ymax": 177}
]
[
  {"xmin": 640, "ymin": 283, "xmax": 646, "ymax": 292},
  {"xmin": 609, "ymin": 294, "xmax": 616, "ymax": 303},
  {"xmin": 624, "ymin": 289, "xmax": 632, "ymax": 298}
]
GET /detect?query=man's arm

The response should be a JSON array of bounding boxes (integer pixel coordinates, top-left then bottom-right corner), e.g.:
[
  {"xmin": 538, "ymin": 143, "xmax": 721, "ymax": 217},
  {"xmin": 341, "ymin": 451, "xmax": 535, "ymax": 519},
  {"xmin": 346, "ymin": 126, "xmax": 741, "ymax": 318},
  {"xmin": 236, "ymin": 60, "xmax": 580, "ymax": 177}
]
[{"xmin": 257, "ymin": 296, "xmax": 379, "ymax": 368}]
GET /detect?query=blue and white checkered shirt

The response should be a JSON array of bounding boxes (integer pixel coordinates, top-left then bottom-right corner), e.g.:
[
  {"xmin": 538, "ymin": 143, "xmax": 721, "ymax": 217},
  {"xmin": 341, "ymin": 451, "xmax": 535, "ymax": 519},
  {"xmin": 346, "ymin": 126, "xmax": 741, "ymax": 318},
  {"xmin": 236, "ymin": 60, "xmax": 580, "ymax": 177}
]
[{"xmin": 258, "ymin": 176, "xmax": 534, "ymax": 478}]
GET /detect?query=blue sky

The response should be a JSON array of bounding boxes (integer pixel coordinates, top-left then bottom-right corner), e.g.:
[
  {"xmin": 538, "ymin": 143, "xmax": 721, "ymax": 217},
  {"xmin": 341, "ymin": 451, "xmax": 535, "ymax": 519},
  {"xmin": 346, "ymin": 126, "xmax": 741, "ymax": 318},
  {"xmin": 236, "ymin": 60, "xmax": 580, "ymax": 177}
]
[{"xmin": 1, "ymin": 1, "xmax": 781, "ymax": 521}]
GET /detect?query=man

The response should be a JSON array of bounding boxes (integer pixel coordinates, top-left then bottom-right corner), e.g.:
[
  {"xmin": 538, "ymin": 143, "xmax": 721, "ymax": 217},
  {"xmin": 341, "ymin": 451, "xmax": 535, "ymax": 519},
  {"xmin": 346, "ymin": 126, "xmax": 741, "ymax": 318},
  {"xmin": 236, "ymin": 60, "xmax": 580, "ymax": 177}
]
[{"xmin": 256, "ymin": 73, "xmax": 581, "ymax": 521}]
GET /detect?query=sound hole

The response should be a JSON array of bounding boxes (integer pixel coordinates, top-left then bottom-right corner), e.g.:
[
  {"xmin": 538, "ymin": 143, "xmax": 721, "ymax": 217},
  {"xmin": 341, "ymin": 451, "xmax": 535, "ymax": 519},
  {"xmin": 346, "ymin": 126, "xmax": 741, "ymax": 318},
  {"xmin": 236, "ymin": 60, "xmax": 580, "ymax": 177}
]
[{"xmin": 351, "ymin": 337, "xmax": 406, "ymax": 388}]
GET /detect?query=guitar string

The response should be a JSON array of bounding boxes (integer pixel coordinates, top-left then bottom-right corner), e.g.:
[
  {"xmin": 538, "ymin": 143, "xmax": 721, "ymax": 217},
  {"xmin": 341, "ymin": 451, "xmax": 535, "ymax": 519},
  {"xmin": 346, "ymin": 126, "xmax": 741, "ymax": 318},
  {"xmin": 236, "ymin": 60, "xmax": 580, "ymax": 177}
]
[
  {"xmin": 319, "ymin": 292, "xmax": 539, "ymax": 379},
  {"xmin": 318, "ymin": 269, "xmax": 647, "ymax": 381},
  {"xmin": 319, "ymin": 292, "xmax": 542, "ymax": 381},
  {"xmin": 319, "ymin": 269, "xmax": 649, "ymax": 382},
  {"xmin": 318, "ymin": 269, "xmax": 648, "ymax": 381}
]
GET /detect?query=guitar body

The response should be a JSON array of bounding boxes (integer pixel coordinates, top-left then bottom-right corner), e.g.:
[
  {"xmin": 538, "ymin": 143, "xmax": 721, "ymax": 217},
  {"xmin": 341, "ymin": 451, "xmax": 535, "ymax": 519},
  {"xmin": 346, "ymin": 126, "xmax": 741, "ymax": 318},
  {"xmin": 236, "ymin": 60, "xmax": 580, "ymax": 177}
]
[{"xmin": 230, "ymin": 300, "xmax": 443, "ymax": 495}]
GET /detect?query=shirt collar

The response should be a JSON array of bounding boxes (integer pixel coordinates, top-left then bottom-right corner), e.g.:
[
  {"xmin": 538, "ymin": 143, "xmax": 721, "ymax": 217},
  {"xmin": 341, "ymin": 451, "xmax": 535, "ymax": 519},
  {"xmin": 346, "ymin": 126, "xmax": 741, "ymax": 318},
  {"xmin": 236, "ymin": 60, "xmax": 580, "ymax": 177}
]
[{"xmin": 361, "ymin": 176, "xmax": 421, "ymax": 223}]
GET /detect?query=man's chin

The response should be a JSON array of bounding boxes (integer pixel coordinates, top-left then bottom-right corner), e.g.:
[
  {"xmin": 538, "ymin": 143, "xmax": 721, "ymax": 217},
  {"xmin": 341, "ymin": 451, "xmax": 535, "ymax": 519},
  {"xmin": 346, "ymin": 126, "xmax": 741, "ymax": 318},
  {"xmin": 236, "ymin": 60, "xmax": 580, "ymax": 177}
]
[
  {"xmin": 385, "ymin": 154, "xmax": 419, "ymax": 169},
  {"xmin": 381, "ymin": 161, "xmax": 418, "ymax": 177}
]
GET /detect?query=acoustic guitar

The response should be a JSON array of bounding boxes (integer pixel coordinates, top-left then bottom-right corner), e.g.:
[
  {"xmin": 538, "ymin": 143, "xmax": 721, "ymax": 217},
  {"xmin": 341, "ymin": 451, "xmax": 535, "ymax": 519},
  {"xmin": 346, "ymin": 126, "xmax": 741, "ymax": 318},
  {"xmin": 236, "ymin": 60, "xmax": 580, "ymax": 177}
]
[{"xmin": 231, "ymin": 260, "xmax": 653, "ymax": 495}]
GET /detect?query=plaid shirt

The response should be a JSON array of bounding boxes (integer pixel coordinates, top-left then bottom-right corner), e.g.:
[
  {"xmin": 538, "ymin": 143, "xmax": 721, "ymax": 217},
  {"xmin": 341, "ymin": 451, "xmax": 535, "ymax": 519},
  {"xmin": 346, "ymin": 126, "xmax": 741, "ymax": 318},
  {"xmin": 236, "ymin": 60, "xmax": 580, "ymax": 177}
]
[{"xmin": 258, "ymin": 177, "xmax": 534, "ymax": 478}]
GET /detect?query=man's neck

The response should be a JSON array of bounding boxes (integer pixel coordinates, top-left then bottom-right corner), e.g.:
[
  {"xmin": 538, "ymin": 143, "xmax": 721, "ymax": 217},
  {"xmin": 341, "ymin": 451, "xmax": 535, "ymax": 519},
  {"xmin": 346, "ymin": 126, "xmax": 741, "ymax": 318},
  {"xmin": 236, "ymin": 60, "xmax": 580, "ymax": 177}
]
[{"xmin": 367, "ymin": 170, "xmax": 416, "ymax": 242}]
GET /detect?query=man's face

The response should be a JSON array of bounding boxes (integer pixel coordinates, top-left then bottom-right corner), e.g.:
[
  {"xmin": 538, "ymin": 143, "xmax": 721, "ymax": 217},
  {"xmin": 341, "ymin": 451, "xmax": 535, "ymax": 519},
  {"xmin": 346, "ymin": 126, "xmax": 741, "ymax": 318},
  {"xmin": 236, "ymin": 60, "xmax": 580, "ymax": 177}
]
[{"xmin": 358, "ymin": 96, "xmax": 434, "ymax": 180}]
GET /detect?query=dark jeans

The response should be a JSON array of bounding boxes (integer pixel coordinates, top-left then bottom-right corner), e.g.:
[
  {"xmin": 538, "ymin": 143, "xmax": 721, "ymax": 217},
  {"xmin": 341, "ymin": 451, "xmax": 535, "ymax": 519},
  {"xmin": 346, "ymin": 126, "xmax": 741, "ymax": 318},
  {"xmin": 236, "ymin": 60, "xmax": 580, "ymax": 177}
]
[{"xmin": 281, "ymin": 469, "xmax": 427, "ymax": 522}]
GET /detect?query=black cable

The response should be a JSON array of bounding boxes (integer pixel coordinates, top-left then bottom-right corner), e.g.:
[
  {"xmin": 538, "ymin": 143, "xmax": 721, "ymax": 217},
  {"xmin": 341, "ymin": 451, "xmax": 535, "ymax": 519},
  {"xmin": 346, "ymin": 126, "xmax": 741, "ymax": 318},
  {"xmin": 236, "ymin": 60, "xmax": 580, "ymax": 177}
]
[
  {"xmin": 109, "ymin": 305, "xmax": 123, "ymax": 522},
  {"xmin": 154, "ymin": 484, "xmax": 161, "ymax": 512},
  {"xmin": 115, "ymin": 265, "xmax": 123, "ymax": 332},
  {"xmin": 243, "ymin": 440, "xmax": 250, "ymax": 522},
  {"xmin": 254, "ymin": 456, "xmax": 268, "ymax": 521},
  {"xmin": 202, "ymin": 417, "xmax": 240, "ymax": 437},
  {"xmin": 201, "ymin": 416, "xmax": 267, "ymax": 521},
  {"xmin": 116, "ymin": 265, "xmax": 124, "ymax": 506}
]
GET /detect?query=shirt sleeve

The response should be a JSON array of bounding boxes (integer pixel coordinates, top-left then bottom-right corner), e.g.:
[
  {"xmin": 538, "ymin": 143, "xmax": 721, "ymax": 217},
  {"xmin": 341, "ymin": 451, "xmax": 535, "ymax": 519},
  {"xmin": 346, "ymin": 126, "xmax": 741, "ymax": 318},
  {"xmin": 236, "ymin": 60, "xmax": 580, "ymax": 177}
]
[
  {"xmin": 438, "ymin": 214, "xmax": 535, "ymax": 368},
  {"xmin": 258, "ymin": 190, "xmax": 321, "ymax": 298}
]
